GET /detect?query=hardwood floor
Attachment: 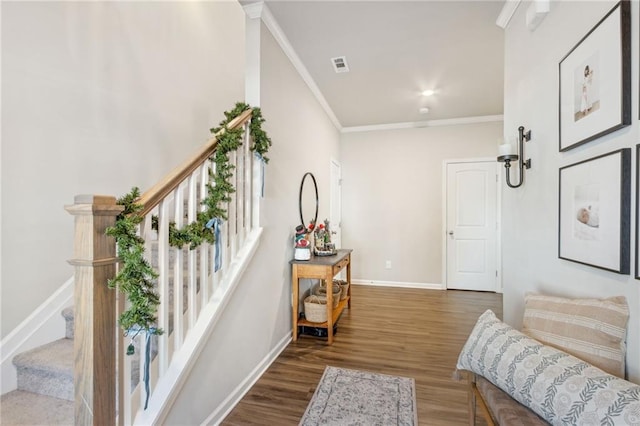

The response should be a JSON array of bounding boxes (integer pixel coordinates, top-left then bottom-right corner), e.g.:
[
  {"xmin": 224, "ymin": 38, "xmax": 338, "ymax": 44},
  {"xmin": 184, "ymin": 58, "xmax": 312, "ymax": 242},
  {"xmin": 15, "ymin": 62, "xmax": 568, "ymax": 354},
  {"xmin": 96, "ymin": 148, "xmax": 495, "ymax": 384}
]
[{"xmin": 222, "ymin": 285, "xmax": 502, "ymax": 426}]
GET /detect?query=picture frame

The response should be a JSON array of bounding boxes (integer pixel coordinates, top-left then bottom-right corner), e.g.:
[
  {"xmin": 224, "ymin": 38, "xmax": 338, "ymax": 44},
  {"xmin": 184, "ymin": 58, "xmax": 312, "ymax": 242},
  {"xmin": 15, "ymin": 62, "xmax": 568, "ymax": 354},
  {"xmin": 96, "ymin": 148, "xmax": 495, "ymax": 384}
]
[
  {"xmin": 558, "ymin": 0, "xmax": 630, "ymax": 152},
  {"xmin": 636, "ymin": 145, "xmax": 640, "ymax": 279},
  {"xmin": 558, "ymin": 148, "xmax": 630, "ymax": 274}
]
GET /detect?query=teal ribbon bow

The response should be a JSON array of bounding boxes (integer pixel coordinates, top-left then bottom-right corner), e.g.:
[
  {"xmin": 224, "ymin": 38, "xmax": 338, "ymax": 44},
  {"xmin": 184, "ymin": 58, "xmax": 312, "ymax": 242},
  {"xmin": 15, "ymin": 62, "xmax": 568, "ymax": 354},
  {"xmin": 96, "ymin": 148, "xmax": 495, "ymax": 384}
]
[{"xmin": 206, "ymin": 218, "xmax": 223, "ymax": 272}]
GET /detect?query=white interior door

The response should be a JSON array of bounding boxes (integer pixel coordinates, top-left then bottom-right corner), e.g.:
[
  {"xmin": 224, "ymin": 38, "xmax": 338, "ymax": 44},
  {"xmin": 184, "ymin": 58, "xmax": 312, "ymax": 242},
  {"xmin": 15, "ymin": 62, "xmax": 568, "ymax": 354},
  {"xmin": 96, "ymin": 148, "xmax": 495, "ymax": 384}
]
[
  {"xmin": 445, "ymin": 161, "xmax": 498, "ymax": 291},
  {"xmin": 330, "ymin": 159, "xmax": 342, "ymax": 248}
]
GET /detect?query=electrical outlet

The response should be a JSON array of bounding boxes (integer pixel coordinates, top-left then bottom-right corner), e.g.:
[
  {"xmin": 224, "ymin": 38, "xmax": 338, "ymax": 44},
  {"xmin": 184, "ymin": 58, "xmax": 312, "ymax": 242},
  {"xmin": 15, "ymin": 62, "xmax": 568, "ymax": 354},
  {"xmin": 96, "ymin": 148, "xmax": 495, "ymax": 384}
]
[{"xmin": 385, "ymin": 260, "xmax": 392, "ymax": 269}]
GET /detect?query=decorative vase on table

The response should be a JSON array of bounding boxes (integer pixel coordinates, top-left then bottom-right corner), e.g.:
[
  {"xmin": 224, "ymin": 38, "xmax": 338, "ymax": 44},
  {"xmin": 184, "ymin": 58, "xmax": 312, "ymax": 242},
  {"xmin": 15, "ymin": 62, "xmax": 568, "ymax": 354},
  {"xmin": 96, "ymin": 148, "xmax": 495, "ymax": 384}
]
[{"xmin": 313, "ymin": 219, "xmax": 337, "ymax": 256}]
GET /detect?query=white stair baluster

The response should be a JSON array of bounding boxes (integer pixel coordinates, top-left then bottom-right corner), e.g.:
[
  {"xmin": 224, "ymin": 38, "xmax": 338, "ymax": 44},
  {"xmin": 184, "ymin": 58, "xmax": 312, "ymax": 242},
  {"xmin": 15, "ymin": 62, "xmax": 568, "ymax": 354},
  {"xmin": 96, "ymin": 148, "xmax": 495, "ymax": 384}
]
[
  {"xmin": 187, "ymin": 172, "xmax": 198, "ymax": 329},
  {"xmin": 199, "ymin": 161, "xmax": 209, "ymax": 306},
  {"xmin": 244, "ymin": 124, "xmax": 253, "ymax": 236},
  {"xmin": 157, "ymin": 199, "xmax": 169, "ymax": 375},
  {"xmin": 237, "ymin": 135, "xmax": 246, "ymax": 248},
  {"xmin": 173, "ymin": 185, "xmax": 184, "ymax": 349}
]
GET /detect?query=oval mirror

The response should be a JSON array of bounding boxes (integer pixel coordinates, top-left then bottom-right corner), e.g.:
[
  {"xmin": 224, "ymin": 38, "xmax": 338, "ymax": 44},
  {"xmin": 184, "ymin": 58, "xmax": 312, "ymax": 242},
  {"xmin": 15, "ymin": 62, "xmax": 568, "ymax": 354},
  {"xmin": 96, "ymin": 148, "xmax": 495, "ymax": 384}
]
[{"xmin": 299, "ymin": 172, "xmax": 318, "ymax": 232}]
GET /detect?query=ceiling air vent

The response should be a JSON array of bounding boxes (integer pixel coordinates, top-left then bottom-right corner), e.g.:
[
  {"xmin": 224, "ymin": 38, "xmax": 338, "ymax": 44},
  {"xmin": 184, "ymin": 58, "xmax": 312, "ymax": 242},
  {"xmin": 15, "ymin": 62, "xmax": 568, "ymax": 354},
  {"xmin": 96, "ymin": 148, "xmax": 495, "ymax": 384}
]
[{"xmin": 331, "ymin": 56, "xmax": 350, "ymax": 73}]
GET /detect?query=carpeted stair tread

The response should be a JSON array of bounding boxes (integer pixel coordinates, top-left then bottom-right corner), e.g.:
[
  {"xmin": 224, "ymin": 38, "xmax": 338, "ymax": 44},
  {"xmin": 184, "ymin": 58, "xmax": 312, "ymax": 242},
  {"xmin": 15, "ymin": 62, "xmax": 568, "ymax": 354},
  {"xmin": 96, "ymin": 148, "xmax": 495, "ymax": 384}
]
[
  {"xmin": 12, "ymin": 338, "xmax": 73, "ymax": 401},
  {"xmin": 13, "ymin": 338, "xmax": 72, "ymax": 374},
  {"xmin": 0, "ymin": 390, "xmax": 73, "ymax": 425}
]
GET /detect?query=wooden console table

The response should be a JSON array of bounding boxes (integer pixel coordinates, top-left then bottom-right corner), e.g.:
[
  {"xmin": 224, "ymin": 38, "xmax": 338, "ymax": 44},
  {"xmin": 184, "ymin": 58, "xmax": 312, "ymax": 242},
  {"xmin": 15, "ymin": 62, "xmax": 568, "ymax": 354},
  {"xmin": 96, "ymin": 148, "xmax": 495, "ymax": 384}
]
[{"xmin": 291, "ymin": 249, "xmax": 352, "ymax": 344}]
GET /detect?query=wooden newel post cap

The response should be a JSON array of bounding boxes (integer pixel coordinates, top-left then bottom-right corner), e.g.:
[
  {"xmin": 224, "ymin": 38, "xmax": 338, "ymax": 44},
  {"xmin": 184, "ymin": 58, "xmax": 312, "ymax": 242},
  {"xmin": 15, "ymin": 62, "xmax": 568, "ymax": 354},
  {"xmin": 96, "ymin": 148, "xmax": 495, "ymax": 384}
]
[
  {"xmin": 65, "ymin": 195, "xmax": 123, "ymax": 216},
  {"xmin": 66, "ymin": 194, "xmax": 123, "ymax": 266}
]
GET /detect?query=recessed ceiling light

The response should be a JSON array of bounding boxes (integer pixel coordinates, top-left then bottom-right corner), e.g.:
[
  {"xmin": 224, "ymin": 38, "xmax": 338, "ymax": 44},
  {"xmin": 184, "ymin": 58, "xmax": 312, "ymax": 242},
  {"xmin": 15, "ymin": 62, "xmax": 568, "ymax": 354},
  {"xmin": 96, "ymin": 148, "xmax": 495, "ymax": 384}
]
[
  {"xmin": 421, "ymin": 89, "xmax": 435, "ymax": 97},
  {"xmin": 419, "ymin": 107, "xmax": 430, "ymax": 114}
]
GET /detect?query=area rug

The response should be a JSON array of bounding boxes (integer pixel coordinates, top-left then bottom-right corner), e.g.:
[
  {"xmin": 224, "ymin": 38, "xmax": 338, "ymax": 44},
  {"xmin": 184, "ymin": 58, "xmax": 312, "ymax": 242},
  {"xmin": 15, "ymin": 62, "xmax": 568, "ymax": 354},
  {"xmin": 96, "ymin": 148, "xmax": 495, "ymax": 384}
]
[{"xmin": 299, "ymin": 366, "xmax": 417, "ymax": 426}]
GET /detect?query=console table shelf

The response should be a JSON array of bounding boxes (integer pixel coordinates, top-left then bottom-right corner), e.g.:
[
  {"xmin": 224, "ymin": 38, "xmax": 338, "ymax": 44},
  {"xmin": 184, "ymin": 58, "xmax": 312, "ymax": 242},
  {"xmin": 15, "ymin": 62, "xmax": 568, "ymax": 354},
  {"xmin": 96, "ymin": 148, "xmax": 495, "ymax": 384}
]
[
  {"xmin": 290, "ymin": 249, "xmax": 352, "ymax": 344},
  {"xmin": 297, "ymin": 296, "xmax": 350, "ymax": 328}
]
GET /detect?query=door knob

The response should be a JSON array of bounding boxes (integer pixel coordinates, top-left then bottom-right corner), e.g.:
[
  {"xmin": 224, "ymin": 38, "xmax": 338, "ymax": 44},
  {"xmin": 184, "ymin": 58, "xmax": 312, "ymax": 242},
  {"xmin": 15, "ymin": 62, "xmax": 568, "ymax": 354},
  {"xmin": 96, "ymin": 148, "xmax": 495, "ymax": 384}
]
[{"xmin": 448, "ymin": 231, "xmax": 454, "ymax": 236}]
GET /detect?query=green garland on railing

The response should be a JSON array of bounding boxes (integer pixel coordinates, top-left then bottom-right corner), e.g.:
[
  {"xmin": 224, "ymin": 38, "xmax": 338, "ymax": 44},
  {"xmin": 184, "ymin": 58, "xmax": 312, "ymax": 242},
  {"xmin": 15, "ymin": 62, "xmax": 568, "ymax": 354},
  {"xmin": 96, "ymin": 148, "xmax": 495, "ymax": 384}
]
[
  {"xmin": 107, "ymin": 103, "xmax": 271, "ymax": 333},
  {"xmin": 106, "ymin": 188, "xmax": 163, "ymax": 335},
  {"xmin": 158, "ymin": 102, "xmax": 271, "ymax": 249}
]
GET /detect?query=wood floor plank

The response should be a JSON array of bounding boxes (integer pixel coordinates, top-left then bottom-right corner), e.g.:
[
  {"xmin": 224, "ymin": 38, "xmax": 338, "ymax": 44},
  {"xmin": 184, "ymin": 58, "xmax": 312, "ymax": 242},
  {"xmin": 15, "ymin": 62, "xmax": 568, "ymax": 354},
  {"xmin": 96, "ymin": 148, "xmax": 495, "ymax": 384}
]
[{"xmin": 222, "ymin": 285, "xmax": 501, "ymax": 425}]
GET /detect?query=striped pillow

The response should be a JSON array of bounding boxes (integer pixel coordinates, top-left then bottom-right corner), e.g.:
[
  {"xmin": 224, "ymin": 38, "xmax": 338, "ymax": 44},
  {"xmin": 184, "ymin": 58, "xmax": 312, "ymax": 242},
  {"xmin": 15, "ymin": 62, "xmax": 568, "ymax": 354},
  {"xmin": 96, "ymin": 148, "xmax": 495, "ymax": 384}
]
[
  {"xmin": 456, "ymin": 310, "xmax": 640, "ymax": 425},
  {"xmin": 522, "ymin": 293, "xmax": 629, "ymax": 378}
]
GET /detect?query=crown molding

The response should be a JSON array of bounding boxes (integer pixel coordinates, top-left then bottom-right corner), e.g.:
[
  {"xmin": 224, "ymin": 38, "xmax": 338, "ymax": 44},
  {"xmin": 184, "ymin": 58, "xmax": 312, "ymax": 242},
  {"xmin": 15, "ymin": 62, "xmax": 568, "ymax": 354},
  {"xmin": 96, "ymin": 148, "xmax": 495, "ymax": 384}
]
[
  {"xmin": 250, "ymin": 2, "xmax": 343, "ymax": 131},
  {"xmin": 242, "ymin": 2, "xmax": 264, "ymax": 20},
  {"xmin": 496, "ymin": 0, "xmax": 521, "ymax": 29},
  {"xmin": 341, "ymin": 115, "xmax": 504, "ymax": 134},
  {"xmin": 425, "ymin": 114, "xmax": 504, "ymax": 127},
  {"xmin": 249, "ymin": 3, "xmax": 503, "ymax": 133}
]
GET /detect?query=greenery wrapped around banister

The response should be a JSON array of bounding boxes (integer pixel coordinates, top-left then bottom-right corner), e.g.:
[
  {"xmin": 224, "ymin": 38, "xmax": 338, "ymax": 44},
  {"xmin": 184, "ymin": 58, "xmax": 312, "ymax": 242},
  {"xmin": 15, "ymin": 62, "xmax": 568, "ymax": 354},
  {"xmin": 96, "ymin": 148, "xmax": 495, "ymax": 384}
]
[{"xmin": 106, "ymin": 103, "xmax": 271, "ymax": 334}]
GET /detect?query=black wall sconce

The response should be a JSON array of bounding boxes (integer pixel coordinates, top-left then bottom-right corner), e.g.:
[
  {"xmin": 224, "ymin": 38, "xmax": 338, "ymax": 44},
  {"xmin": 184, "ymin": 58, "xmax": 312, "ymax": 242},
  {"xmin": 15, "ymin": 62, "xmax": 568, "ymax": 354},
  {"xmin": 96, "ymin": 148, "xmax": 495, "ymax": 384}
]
[{"xmin": 497, "ymin": 126, "xmax": 532, "ymax": 188}]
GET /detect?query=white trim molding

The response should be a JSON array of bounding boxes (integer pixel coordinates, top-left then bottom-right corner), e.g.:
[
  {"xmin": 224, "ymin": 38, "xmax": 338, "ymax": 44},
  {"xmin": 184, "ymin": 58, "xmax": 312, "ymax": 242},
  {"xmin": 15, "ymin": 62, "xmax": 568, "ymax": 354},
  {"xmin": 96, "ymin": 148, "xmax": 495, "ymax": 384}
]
[
  {"xmin": 243, "ymin": 2, "xmax": 263, "ymax": 20},
  {"xmin": 244, "ymin": 2, "xmax": 262, "ymax": 107},
  {"xmin": 496, "ymin": 0, "xmax": 522, "ymax": 29},
  {"xmin": 351, "ymin": 279, "xmax": 444, "ymax": 291},
  {"xmin": 341, "ymin": 115, "xmax": 504, "ymax": 134},
  {"xmin": 1, "ymin": 277, "xmax": 73, "ymax": 394}
]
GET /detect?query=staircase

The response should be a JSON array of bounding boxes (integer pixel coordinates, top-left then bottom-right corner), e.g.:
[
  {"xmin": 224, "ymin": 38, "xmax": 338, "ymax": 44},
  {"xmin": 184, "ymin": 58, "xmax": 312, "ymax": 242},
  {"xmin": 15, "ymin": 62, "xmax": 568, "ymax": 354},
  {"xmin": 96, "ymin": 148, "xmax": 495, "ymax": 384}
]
[
  {"xmin": 1, "ymin": 107, "xmax": 264, "ymax": 425},
  {"xmin": 0, "ymin": 309, "xmax": 74, "ymax": 424},
  {"xmin": 0, "ymin": 242, "xmax": 199, "ymax": 423},
  {"xmin": 0, "ymin": 242, "xmax": 199, "ymax": 424}
]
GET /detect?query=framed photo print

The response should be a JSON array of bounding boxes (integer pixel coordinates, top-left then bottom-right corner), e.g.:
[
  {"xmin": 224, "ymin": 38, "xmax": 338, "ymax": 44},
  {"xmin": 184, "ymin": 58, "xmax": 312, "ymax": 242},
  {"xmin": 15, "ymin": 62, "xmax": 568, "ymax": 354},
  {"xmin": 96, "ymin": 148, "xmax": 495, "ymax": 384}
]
[
  {"xmin": 558, "ymin": 0, "xmax": 630, "ymax": 152},
  {"xmin": 559, "ymin": 148, "xmax": 630, "ymax": 274},
  {"xmin": 636, "ymin": 145, "xmax": 640, "ymax": 279}
]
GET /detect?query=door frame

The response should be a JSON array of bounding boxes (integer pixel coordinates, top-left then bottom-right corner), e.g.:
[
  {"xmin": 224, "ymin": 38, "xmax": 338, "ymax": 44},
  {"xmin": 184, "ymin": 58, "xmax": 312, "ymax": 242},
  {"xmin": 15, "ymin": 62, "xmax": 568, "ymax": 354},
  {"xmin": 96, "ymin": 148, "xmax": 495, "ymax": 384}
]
[
  {"xmin": 441, "ymin": 157, "xmax": 503, "ymax": 292},
  {"xmin": 329, "ymin": 158, "xmax": 342, "ymax": 248}
]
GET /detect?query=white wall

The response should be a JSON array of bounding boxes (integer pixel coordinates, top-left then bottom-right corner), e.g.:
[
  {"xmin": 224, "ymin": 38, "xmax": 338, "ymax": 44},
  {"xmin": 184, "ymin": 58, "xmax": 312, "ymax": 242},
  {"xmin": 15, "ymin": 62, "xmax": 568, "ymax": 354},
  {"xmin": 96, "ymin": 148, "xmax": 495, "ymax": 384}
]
[
  {"xmin": 163, "ymin": 19, "xmax": 341, "ymax": 424},
  {"xmin": 0, "ymin": 1, "xmax": 246, "ymax": 338},
  {"xmin": 503, "ymin": 0, "xmax": 640, "ymax": 381},
  {"xmin": 340, "ymin": 123, "xmax": 502, "ymax": 285}
]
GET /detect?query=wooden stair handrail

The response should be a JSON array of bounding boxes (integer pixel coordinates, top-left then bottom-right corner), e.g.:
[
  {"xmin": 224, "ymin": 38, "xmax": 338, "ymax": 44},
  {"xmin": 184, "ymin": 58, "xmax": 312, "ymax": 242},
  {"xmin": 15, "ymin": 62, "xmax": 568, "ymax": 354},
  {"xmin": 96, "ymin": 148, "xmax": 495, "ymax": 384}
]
[{"xmin": 137, "ymin": 108, "xmax": 253, "ymax": 217}]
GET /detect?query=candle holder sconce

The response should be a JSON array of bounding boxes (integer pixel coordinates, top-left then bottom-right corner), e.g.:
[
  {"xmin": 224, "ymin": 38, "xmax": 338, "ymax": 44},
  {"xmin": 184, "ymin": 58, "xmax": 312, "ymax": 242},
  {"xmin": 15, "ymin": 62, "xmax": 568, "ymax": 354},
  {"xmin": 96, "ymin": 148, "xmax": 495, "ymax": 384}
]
[{"xmin": 497, "ymin": 126, "xmax": 532, "ymax": 189}]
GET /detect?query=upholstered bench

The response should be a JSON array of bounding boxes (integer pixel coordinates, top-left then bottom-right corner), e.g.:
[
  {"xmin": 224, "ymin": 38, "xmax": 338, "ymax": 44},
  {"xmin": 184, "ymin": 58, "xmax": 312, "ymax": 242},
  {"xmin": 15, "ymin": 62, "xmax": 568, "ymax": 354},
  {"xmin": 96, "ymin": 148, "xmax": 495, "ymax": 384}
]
[
  {"xmin": 468, "ymin": 373, "xmax": 547, "ymax": 425},
  {"xmin": 457, "ymin": 294, "xmax": 635, "ymax": 425}
]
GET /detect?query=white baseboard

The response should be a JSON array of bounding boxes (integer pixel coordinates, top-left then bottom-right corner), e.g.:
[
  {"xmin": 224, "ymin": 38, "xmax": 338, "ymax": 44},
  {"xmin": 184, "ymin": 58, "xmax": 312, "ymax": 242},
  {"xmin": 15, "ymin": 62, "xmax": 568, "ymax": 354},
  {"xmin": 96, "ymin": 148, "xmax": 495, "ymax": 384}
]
[
  {"xmin": 352, "ymin": 279, "xmax": 444, "ymax": 290},
  {"xmin": 0, "ymin": 277, "xmax": 73, "ymax": 394},
  {"xmin": 201, "ymin": 332, "xmax": 291, "ymax": 426}
]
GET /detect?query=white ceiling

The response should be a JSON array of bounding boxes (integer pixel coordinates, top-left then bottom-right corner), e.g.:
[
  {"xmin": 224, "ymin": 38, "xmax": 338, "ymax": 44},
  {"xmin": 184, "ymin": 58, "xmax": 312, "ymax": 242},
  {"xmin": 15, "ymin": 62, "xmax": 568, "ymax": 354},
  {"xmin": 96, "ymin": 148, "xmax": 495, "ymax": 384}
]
[{"xmin": 262, "ymin": 1, "xmax": 505, "ymax": 129}]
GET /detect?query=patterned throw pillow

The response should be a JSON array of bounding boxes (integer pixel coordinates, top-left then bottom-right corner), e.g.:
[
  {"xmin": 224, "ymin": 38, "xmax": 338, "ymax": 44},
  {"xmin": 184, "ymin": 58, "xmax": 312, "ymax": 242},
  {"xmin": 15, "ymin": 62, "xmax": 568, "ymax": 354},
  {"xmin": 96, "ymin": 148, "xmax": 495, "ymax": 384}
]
[
  {"xmin": 522, "ymin": 294, "xmax": 629, "ymax": 378},
  {"xmin": 457, "ymin": 310, "xmax": 640, "ymax": 425}
]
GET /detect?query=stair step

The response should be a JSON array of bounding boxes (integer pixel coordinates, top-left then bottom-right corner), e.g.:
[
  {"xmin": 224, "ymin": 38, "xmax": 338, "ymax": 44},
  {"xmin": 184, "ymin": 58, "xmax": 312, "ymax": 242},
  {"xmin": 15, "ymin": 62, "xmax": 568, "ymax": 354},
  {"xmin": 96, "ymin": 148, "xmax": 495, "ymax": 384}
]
[
  {"xmin": 60, "ymin": 308, "xmax": 158, "ymax": 387},
  {"xmin": 12, "ymin": 338, "xmax": 73, "ymax": 401},
  {"xmin": 63, "ymin": 276, "xmax": 198, "ymax": 337},
  {"xmin": 149, "ymin": 242, "xmax": 205, "ymax": 271},
  {"xmin": 0, "ymin": 390, "xmax": 73, "ymax": 425}
]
